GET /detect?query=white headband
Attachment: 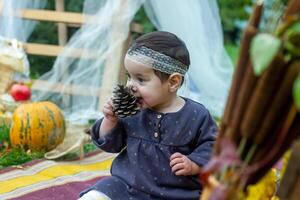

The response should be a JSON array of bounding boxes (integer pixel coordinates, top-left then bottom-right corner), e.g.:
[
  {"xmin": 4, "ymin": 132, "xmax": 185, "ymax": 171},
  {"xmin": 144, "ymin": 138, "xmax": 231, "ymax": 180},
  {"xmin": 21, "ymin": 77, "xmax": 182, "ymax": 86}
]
[{"xmin": 126, "ymin": 46, "xmax": 188, "ymax": 76}]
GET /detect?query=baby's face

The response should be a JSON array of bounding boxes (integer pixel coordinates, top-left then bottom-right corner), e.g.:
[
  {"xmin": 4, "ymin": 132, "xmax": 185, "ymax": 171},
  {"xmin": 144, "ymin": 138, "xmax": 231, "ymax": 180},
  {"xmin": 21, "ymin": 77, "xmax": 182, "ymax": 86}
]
[{"xmin": 124, "ymin": 56, "xmax": 171, "ymax": 111}]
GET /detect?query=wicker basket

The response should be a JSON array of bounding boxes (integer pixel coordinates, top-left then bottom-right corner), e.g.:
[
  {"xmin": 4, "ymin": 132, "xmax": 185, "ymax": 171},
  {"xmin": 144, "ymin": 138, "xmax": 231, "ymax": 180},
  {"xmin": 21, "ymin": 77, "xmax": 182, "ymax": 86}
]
[
  {"xmin": 44, "ymin": 123, "xmax": 91, "ymax": 160},
  {"xmin": 0, "ymin": 66, "xmax": 14, "ymax": 95}
]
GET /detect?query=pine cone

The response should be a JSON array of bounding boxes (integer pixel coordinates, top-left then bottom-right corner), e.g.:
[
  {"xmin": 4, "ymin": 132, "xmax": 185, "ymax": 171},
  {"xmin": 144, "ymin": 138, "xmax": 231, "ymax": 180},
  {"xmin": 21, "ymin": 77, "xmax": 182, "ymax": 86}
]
[{"xmin": 112, "ymin": 85, "xmax": 140, "ymax": 118}]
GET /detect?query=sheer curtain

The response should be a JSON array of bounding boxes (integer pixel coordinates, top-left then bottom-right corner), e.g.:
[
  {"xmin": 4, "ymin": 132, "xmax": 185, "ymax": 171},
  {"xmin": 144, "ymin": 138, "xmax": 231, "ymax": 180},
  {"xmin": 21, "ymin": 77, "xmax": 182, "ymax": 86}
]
[
  {"xmin": 31, "ymin": 0, "xmax": 232, "ymax": 123},
  {"xmin": 0, "ymin": 0, "xmax": 47, "ymax": 42},
  {"xmin": 144, "ymin": 0, "xmax": 233, "ymax": 118},
  {"xmin": 33, "ymin": 0, "xmax": 145, "ymax": 123},
  {"xmin": 0, "ymin": 0, "xmax": 47, "ymax": 76}
]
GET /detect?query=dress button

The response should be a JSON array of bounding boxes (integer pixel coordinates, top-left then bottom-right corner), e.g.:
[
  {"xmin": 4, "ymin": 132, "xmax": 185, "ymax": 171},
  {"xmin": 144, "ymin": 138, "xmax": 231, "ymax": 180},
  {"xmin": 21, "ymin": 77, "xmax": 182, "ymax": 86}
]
[
  {"xmin": 154, "ymin": 132, "xmax": 159, "ymax": 138},
  {"xmin": 157, "ymin": 114, "xmax": 162, "ymax": 119}
]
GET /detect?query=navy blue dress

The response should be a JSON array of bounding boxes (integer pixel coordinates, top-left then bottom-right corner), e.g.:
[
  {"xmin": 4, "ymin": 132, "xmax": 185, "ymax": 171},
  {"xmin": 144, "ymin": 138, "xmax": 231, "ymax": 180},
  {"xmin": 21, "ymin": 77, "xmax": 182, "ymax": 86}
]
[{"xmin": 80, "ymin": 98, "xmax": 217, "ymax": 200}]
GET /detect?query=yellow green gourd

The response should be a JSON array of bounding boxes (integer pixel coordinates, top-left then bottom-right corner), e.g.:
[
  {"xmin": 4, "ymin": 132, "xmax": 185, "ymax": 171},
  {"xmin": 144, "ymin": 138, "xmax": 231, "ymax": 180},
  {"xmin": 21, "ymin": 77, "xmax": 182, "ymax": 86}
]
[{"xmin": 10, "ymin": 101, "xmax": 66, "ymax": 151}]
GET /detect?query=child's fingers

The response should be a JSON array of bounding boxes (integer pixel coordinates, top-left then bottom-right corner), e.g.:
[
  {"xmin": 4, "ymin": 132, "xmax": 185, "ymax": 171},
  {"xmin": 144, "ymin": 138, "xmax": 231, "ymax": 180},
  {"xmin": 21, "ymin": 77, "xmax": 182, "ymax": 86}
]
[
  {"xmin": 175, "ymin": 168, "xmax": 187, "ymax": 176},
  {"xmin": 104, "ymin": 101, "xmax": 114, "ymax": 110},
  {"xmin": 170, "ymin": 157, "xmax": 183, "ymax": 167},
  {"xmin": 170, "ymin": 152, "xmax": 183, "ymax": 160},
  {"xmin": 103, "ymin": 106, "xmax": 114, "ymax": 116},
  {"xmin": 107, "ymin": 99, "xmax": 114, "ymax": 107},
  {"xmin": 171, "ymin": 163, "xmax": 184, "ymax": 173}
]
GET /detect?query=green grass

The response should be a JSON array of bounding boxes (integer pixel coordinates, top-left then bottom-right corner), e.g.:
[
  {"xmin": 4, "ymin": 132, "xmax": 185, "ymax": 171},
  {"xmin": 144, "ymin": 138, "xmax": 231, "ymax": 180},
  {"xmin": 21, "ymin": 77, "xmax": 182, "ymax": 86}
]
[
  {"xmin": 0, "ymin": 148, "xmax": 45, "ymax": 169},
  {"xmin": 0, "ymin": 121, "xmax": 10, "ymax": 148},
  {"xmin": 0, "ymin": 142, "xmax": 98, "ymax": 170},
  {"xmin": 0, "ymin": 122, "xmax": 46, "ymax": 169}
]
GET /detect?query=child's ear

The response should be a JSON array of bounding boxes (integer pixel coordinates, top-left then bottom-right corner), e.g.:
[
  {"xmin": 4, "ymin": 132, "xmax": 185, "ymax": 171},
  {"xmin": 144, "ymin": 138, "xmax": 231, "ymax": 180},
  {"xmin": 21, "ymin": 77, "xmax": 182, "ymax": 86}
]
[{"xmin": 168, "ymin": 73, "xmax": 182, "ymax": 92}]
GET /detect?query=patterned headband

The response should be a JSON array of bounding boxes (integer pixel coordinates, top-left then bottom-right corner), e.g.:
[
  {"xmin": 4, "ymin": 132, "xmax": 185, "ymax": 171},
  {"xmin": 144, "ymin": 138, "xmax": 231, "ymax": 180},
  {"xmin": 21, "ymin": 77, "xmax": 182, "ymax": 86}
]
[{"xmin": 126, "ymin": 46, "xmax": 188, "ymax": 76}]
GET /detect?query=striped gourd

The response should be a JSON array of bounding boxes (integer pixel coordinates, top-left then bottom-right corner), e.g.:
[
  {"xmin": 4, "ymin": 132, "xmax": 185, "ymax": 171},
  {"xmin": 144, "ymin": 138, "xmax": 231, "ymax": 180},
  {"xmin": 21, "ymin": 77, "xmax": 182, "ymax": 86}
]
[{"xmin": 10, "ymin": 101, "xmax": 66, "ymax": 151}]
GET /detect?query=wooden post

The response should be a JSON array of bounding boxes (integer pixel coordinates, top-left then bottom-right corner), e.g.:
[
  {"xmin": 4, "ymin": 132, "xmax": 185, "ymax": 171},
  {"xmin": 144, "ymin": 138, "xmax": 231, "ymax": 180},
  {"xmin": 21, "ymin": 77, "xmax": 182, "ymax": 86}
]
[
  {"xmin": 118, "ymin": 32, "xmax": 132, "ymax": 85},
  {"xmin": 55, "ymin": 0, "xmax": 68, "ymax": 46},
  {"xmin": 99, "ymin": 36, "xmax": 128, "ymax": 109},
  {"xmin": 98, "ymin": 0, "xmax": 131, "ymax": 109},
  {"xmin": 55, "ymin": 0, "xmax": 71, "ymax": 107}
]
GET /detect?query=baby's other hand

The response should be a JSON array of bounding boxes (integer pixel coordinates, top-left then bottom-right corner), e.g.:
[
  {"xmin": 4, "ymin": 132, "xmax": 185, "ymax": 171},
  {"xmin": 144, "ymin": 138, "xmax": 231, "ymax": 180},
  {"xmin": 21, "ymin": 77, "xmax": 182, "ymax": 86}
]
[
  {"xmin": 103, "ymin": 99, "xmax": 118, "ymax": 123},
  {"xmin": 170, "ymin": 152, "xmax": 201, "ymax": 176}
]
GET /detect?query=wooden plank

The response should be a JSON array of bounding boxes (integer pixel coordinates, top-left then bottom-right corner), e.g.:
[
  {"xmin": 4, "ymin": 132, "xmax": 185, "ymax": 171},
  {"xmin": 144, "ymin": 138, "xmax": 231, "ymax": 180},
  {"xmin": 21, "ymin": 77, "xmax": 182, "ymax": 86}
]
[
  {"xmin": 66, "ymin": 21, "xmax": 144, "ymax": 33},
  {"xmin": 23, "ymin": 43, "xmax": 96, "ymax": 58},
  {"xmin": 20, "ymin": 9, "xmax": 86, "ymax": 25},
  {"xmin": 19, "ymin": 9, "xmax": 144, "ymax": 34},
  {"xmin": 130, "ymin": 22, "xmax": 144, "ymax": 34},
  {"xmin": 24, "ymin": 43, "xmax": 63, "ymax": 57},
  {"xmin": 31, "ymin": 80, "xmax": 105, "ymax": 97}
]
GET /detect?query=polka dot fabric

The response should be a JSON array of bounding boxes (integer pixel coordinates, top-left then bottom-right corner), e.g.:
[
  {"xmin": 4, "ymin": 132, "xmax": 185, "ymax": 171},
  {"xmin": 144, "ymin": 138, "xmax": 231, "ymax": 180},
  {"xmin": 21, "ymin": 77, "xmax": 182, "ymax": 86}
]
[{"xmin": 81, "ymin": 98, "xmax": 217, "ymax": 200}]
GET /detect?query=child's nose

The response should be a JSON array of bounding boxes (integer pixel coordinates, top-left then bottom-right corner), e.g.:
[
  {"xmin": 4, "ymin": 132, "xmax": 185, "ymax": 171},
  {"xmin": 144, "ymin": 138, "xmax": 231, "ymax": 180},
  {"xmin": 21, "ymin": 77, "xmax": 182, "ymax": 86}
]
[
  {"xmin": 126, "ymin": 81, "xmax": 137, "ymax": 93},
  {"xmin": 130, "ymin": 85, "xmax": 137, "ymax": 93}
]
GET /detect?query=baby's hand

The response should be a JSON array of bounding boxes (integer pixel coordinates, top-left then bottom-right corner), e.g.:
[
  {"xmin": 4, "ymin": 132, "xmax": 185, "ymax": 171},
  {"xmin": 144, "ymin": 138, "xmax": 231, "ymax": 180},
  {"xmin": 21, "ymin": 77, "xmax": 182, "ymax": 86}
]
[
  {"xmin": 170, "ymin": 152, "xmax": 201, "ymax": 176},
  {"xmin": 103, "ymin": 99, "xmax": 118, "ymax": 122},
  {"xmin": 100, "ymin": 99, "xmax": 118, "ymax": 136}
]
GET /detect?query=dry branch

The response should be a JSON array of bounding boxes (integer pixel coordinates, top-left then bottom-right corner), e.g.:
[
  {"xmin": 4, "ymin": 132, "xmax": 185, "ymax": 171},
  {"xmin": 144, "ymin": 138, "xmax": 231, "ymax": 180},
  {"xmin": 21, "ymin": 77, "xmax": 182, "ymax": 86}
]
[
  {"xmin": 241, "ymin": 54, "xmax": 287, "ymax": 140},
  {"xmin": 218, "ymin": 2, "xmax": 263, "ymax": 154},
  {"xmin": 255, "ymin": 61, "xmax": 300, "ymax": 144},
  {"xmin": 283, "ymin": 0, "xmax": 300, "ymax": 20}
]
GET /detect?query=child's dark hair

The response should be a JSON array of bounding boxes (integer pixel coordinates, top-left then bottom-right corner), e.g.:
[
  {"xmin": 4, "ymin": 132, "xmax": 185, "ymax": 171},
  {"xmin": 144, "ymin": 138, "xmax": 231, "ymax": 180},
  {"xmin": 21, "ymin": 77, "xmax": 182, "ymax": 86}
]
[{"xmin": 131, "ymin": 31, "xmax": 190, "ymax": 83}]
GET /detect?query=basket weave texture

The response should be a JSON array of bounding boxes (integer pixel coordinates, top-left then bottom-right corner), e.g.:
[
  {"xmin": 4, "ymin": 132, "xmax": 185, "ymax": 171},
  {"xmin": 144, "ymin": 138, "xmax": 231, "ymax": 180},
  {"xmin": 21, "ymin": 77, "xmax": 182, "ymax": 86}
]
[{"xmin": 0, "ymin": 66, "xmax": 14, "ymax": 95}]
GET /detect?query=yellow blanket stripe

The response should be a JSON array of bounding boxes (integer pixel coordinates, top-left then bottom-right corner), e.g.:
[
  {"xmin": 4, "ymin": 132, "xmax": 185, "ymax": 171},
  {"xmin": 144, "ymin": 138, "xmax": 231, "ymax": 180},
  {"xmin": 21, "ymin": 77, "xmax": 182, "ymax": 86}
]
[{"xmin": 0, "ymin": 158, "xmax": 113, "ymax": 194}]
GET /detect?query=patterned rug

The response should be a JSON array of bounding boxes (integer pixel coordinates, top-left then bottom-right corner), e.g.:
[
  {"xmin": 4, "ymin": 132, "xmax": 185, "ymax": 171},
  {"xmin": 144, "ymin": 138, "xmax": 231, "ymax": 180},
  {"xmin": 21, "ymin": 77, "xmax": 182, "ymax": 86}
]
[{"xmin": 0, "ymin": 151, "xmax": 114, "ymax": 200}]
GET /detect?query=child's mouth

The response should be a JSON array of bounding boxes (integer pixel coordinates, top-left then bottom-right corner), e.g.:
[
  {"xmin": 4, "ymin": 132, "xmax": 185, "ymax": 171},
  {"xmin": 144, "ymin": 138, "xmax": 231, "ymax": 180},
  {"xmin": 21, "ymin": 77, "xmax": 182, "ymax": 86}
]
[{"xmin": 136, "ymin": 97, "xmax": 144, "ymax": 107}]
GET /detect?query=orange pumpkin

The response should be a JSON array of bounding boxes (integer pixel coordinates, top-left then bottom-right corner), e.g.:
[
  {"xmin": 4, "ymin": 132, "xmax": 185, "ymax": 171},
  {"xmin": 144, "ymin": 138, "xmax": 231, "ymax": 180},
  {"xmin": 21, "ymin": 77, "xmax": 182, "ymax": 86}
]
[{"xmin": 10, "ymin": 101, "xmax": 66, "ymax": 151}]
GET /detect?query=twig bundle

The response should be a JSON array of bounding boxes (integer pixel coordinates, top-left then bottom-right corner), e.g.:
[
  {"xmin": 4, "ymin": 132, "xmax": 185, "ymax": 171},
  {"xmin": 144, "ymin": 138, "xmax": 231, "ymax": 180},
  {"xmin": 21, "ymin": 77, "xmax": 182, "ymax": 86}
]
[{"xmin": 202, "ymin": 0, "xmax": 300, "ymax": 199}]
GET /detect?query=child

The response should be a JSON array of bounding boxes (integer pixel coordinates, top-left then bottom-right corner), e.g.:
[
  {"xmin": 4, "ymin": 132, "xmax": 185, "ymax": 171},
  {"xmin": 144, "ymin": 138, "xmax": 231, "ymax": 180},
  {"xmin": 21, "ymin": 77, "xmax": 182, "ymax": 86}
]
[{"xmin": 79, "ymin": 31, "xmax": 217, "ymax": 200}]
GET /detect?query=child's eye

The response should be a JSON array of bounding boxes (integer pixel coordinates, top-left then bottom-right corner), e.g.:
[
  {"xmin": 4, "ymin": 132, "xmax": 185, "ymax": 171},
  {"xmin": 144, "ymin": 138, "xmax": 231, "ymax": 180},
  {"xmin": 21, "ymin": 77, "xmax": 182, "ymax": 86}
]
[{"xmin": 137, "ymin": 77, "xmax": 144, "ymax": 83}]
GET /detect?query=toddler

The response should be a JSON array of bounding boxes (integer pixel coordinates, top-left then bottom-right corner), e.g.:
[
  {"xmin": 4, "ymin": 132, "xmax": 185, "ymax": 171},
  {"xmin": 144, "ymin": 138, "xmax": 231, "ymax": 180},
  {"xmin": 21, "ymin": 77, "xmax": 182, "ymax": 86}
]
[{"xmin": 79, "ymin": 31, "xmax": 217, "ymax": 200}]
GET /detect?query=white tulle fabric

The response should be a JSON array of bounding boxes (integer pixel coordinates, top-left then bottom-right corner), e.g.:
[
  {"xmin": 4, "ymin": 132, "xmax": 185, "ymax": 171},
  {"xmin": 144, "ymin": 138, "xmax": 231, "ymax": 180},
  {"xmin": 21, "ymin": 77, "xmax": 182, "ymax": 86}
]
[
  {"xmin": 33, "ymin": 0, "xmax": 145, "ymax": 123},
  {"xmin": 2, "ymin": 0, "xmax": 233, "ymax": 122},
  {"xmin": 0, "ymin": 0, "xmax": 46, "ymax": 76},
  {"xmin": 144, "ymin": 0, "xmax": 233, "ymax": 118},
  {"xmin": 0, "ymin": 0, "xmax": 47, "ymax": 42}
]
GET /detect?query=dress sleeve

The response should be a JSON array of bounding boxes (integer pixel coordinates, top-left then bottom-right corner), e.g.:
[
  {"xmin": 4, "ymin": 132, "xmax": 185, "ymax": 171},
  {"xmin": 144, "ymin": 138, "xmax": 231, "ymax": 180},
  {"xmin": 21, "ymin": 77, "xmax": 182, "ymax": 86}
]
[
  {"xmin": 187, "ymin": 111, "xmax": 217, "ymax": 167},
  {"xmin": 90, "ymin": 118, "xmax": 127, "ymax": 153}
]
